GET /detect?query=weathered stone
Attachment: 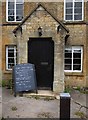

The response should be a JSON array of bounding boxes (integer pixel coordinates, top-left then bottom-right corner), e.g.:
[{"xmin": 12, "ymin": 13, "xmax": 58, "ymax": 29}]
[{"xmin": 1, "ymin": 1, "xmax": 88, "ymax": 92}]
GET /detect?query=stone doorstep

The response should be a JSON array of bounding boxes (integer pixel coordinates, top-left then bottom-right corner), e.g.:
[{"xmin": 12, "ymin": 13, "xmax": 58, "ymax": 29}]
[{"xmin": 22, "ymin": 90, "xmax": 60, "ymax": 99}]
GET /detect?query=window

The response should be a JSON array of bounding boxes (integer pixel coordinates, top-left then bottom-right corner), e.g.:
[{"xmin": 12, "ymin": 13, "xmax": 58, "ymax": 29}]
[
  {"xmin": 64, "ymin": 0, "xmax": 84, "ymax": 21},
  {"xmin": 64, "ymin": 46, "xmax": 83, "ymax": 72},
  {"xmin": 6, "ymin": 46, "xmax": 17, "ymax": 70},
  {"xmin": 6, "ymin": 0, "xmax": 24, "ymax": 22}
]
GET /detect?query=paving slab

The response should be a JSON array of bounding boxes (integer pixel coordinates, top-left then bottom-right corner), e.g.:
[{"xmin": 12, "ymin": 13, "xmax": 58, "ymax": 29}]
[
  {"xmin": 1, "ymin": 87, "xmax": 88, "ymax": 119},
  {"xmin": 0, "ymin": 86, "xmax": 2, "ymax": 119}
]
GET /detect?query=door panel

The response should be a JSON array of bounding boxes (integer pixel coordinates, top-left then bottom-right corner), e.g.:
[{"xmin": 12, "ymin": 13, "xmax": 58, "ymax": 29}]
[{"xmin": 28, "ymin": 38, "xmax": 54, "ymax": 90}]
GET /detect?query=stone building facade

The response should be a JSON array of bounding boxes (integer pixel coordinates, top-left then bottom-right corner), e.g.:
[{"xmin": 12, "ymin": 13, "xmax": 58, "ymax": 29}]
[{"xmin": 1, "ymin": 0, "xmax": 88, "ymax": 93}]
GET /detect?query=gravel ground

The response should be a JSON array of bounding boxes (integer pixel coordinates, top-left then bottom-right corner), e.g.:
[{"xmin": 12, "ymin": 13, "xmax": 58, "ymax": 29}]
[{"xmin": 1, "ymin": 87, "xmax": 88, "ymax": 119}]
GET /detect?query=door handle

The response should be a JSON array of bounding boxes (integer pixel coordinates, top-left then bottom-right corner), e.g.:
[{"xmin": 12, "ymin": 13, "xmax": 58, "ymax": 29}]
[{"xmin": 41, "ymin": 62, "xmax": 48, "ymax": 65}]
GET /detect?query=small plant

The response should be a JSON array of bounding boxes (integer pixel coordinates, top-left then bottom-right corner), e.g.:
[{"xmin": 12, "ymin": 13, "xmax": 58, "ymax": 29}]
[
  {"xmin": 11, "ymin": 106, "xmax": 17, "ymax": 111},
  {"xmin": 1, "ymin": 117, "xmax": 6, "ymax": 120},
  {"xmin": 37, "ymin": 112, "xmax": 53, "ymax": 118},
  {"xmin": 81, "ymin": 90, "xmax": 88, "ymax": 94},
  {"xmin": 33, "ymin": 95, "xmax": 40, "ymax": 100},
  {"xmin": 2, "ymin": 80, "xmax": 7, "ymax": 87},
  {"xmin": 2, "ymin": 79, "xmax": 12, "ymax": 89},
  {"xmin": 64, "ymin": 85, "xmax": 72, "ymax": 93},
  {"xmin": 80, "ymin": 87, "xmax": 88, "ymax": 94},
  {"xmin": 7, "ymin": 79, "xmax": 12, "ymax": 89},
  {"xmin": 0, "ymin": 80, "xmax": 2, "ymax": 86},
  {"xmin": 73, "ymin": 87, "xmax": 88, "ymax": 94},
  {"xmin": 44, "ymin": 96, "xmax": 55, "ymax": 101},
  {"xmin": 74, "ymin": 86, "xmax": 81, "ymax": 91},
  {"xmin": 75, "ymin": 111, "xmax": 86, "ymax": 118}
]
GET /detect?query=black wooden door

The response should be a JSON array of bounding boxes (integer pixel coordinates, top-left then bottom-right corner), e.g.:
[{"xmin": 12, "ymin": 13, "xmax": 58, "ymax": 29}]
[{"xmin": 28, "ymin": 38, "xmax": 54, "ymax": 90}]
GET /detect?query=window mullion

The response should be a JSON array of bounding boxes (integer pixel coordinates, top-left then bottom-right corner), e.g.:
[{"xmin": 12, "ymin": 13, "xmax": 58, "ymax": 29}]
[
  {"xmin": 6, "ymin": 0, "xmax": 8, "ymax": 21},
  {"xmin": 15, "ymin": 0, "xmax": 16, "ymax": 22},
  {"xmin": 81, "ymin": 47, "xmax": 83, "ymax": 72},
  {"xmin": 64, "ymin": 0, "xmax": 66, "ymax": 21},
  {"xmin": 72, "ymin": 48, "xmax": 73, "ymax": 72},
  {"xmin": 6, "ymin": 47, "xmax": 8, "ymax": 70},
  {"xmin": 14, "ymin": 46, "xmax": 16, "ymax": 65},
  {"xmin": 73, "ymin": 0, "xmax": 74, "ymax": 21},
  {"xmin": 82, "ymin": 0, "xmax": 84, "ymax": 21},
  {"xmin": 6, "ymin": 46, "xmax": 17, "ymax": 70}
]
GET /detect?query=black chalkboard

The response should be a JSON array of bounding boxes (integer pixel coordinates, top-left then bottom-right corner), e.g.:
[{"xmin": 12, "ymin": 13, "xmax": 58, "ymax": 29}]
[{"xmin": 13, "ymin": 63, "xmax": 37, "ymax": 97}]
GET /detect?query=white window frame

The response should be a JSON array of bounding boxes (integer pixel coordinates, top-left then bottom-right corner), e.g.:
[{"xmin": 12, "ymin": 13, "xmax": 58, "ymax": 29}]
[
  {"xmin": 64, "ymin": 0, "xmax": 84, "ymax": 21},
  {"xmin": 6, "ymin": 45, "xmax": 17, "ymax": 70},
  {"xmin": 64, "ymin": 46, "xmax": 83, "ymax": 72},
  {"xmin": 6, "ymin": 0, "xmax": 24, "ymax": 22}
]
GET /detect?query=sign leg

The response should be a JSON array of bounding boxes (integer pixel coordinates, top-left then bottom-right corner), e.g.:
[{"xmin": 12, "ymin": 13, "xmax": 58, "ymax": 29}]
[{"xmin": 14, "ymin": 92, "xmax": 16, "ymax": 97}]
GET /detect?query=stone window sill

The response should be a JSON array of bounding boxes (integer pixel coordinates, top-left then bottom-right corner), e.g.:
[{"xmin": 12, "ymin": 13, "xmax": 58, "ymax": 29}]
[
  {"xmin": 4, "ymin": 70, "xmax": 12, "ymax": 74},
  {"xmin": 65, "ymin": 72, "xmax": 84, "ymax": 76},
  {"xmin": 63, "ymin": 21, "xmax": 86, "ymax": 25}
]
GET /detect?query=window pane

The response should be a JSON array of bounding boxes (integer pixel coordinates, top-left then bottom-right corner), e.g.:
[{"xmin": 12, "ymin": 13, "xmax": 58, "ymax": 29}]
[
  {"xmin": 8, "ymin": 0, "xmax": 14, "ymax": 2},
  {"xmin": 8, "ymin": 10, "xmax": 14, "ymax": 15},
  {"xmin": 73, "ymin": 65, "xmax": 81, "ymax": 70},
  {"xmin": 73, "ymin": 59, "xmax": 81, "ymax": 64},
  {"xmin": 65, "ymin": 65, "xmax": 72, "ymax": 70},
  {"xmin": 8, "ymin": 2, "xmax": 15, "ymax": 21},
  {"xmin": 16, "ymin": 4, "xmax": 23, "ymax": 21},
  {"xmin": 8, "ymin": 64, "xmax": 15, "ymax": 69},
  {"xmin": 66, "ymin": 9, "xmax": 73, "ymax": 14},
  {"xmin": 8, "ymin": 50, "xmax": 14, "ymax": 57},
  {"xmin": 65, "ymin": 49, "xmax": 72, "ymax": 52},
  {"xmin": 8, "ymin": 46, "xmax": 14, "ymax": 49},
  {"xmin": 8, "ymin": 49, "xmax": 14, "ymax": 52},
  {"xmin": 74, "ymin": 2, "xmax": 82, "ymax": 7},
  {"xmin": 74, "ymin": 9, "xmax": 82, "ymax": 14},
  {"xmin": 65, "ymin": 1, "xmax": 73, "ymax": 20},
  {"xmin": 16, "ymin": 10, "xmax": 23, "ymax": 15},
  {"xmin": 73, "ymin": 49, "xmax": 81, "ymax": 52},
  {"xmin": 66, "ymin": 2, "xmax": 73, "ymax": 7},
  {"xmin": 16, "ymin": 4, "xmax": 23, "ymax": 9},
  {"xmin": 65, "ymin": 53, "xmax": 72, "ymax": 58},
  {"xmin": 65, "ymin": 59, "xmax": 72, "ymax": 64},
  {"xmin": 16, "ymin": 16, "xmax": 23, "ymax": 21},
  {"xmin": 74, "ymin": 2, "xmax": 82, "ymax": 20},
  {"xmin": 8, "ymin": 53, "xmax": 14, "ymax": 57},
  {"xmin": 8, "ymin": 58, "xmax": 14, "ymax": 63},
  {"xmin": 73, "ymin": 53, "xmax": 81, "ymax": 58},
  {"xmin": 16, "ymin": 0, "xmax": 24, "ymax": 3},
  {"xmin": 73, "ymin": 48, "xmax": 82, "ymax": 71},
  {"xmin": 74, "ymin": 15, "xmax": 82, "ymax": 20},
  {"xmin": 66, "ymin": 15, "xmax": 73, "ymax": 20},
  {"xmin": 64, "ymin": 48, "xmax": 72, "ymax": 70},
  {"xmin": 8, "ymin": 16, "xmax": 15, "ymax": 21},
  {"xmin": 8, "ymin": 2, "xmax": 14, "ymax": 9},
  {"xmin": 66, "ymin": 0, "xmax": 73, "ymax": 2}
]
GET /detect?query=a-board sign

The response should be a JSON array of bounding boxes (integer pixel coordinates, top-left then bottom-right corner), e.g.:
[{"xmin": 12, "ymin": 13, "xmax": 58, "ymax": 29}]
[{"xmin": 13, "ymin": 63, "xmax": 37, "ymax": 96}]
